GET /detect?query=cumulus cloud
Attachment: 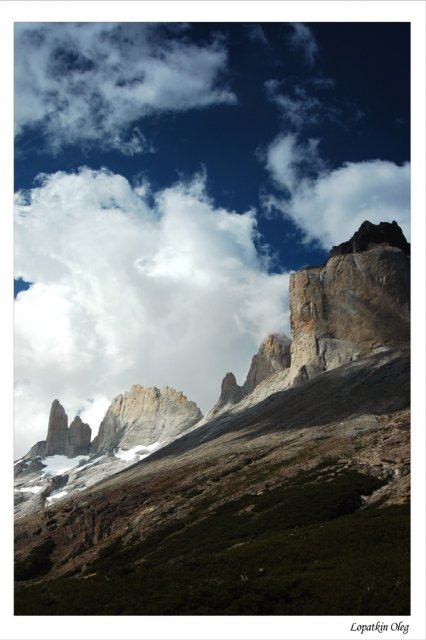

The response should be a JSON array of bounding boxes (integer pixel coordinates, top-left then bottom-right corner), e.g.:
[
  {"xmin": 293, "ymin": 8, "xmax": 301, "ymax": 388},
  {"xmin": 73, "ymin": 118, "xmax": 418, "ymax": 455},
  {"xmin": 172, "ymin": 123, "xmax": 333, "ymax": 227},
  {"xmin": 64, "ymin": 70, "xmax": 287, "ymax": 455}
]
[
  {"xmin": 287, "ymin": 23, "xmax": 319, "ymax": 67},
  {"xmin": 14, "ymin": 23, "xmax": 237, "ymax": 155},
  {"xmin": 14, "ymin": 169, "xmax": 290, "ymax": 457},
  {"xmin": 263, "ymin": 133, "xmax": 410, "ymax": 248}
]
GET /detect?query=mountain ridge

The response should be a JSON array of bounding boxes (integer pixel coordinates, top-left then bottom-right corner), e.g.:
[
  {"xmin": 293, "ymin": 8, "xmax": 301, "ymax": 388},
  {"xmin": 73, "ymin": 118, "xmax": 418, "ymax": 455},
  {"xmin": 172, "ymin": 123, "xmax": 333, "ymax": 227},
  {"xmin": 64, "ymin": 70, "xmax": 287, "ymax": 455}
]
[{"xmin": 14, "ymin": 219, "xmax": 411, "ymax": 615}]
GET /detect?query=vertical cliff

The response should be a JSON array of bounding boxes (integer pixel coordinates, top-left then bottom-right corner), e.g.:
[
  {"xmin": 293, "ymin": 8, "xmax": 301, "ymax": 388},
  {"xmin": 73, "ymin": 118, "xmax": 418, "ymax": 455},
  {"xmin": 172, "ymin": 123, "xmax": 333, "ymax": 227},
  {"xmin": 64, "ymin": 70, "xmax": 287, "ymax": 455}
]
[
  {"xmin": 45, "ymin": 400, "xmax": 69, "ymax": 456},
  {"xmin": 289, "ymin": 221, "xmax": 410, "ymax": 383}
]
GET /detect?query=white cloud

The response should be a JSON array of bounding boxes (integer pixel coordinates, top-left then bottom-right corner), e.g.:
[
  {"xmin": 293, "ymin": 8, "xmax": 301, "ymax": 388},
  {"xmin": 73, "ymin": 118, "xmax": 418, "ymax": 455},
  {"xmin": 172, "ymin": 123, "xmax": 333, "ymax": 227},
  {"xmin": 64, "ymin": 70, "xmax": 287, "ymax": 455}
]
[
  {"xmin": 264, "ymin": 133, "xmax": 410, "ymax": 249},
  {"xmin": 265, "ymin": 133, "xmax": 323, "ymax": 193},
  {"xmin": 14, "ymin": 169, "xmax": 290, "ymax": 457},
  {"xmin": 287, "ymin": 23, "xmax": 319, "ymax": 67},
  {"xmin": 14, "ymin": 23, "xmax": 237, "ymax": 155}
]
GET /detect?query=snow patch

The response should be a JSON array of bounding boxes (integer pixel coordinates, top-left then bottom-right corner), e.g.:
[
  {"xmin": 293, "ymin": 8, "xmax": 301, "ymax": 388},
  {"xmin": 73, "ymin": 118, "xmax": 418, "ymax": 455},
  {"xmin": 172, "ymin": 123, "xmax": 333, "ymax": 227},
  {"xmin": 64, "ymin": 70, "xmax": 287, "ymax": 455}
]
[
  {"xmin": 41, "ymin": 455, "xmax": 90, "ymax": 476},
  {"xmin": 46, "ymin": 490, "xmax": 68, "ymax": 503},
  {"xmin": 15, "ymin": 485, "xmax": 43, "ymax": 494},
  {"xmin": 114, "ymin": 442, "xmax": 162, "ymax": 462}
]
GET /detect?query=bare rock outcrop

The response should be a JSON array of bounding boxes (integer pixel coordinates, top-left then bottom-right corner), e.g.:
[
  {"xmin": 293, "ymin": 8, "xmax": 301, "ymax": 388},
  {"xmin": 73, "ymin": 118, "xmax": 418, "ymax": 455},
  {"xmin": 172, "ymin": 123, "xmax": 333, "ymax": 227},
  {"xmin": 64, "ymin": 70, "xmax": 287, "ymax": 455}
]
[
  {"xmin": 208, "ymin": 333, "xmax": 291, "ymax": 416},
  {"xmin": 218, "ymin": 372, "xmax": 245, "ymax": 408},
  {"xmin": 45, "ymin": 400, "xmax": 69, "ymax": 456},
  {"xmin": 92, "ymin": 385, "xmax": 203, "ymax": 454},
  {"xmin": 243, "ymin": 333, "xmax": 291, "ymax": 395},
  {"xmin": 289, "ymin": 221, "xmax": 410, "ymax": 383},
  {"xmin": 23, "ymin": 440, "xmax": 47, "ymax": 461},
  {"xmin": 68, "ymin": 417, "xmax": 92, "ymax": 456}
]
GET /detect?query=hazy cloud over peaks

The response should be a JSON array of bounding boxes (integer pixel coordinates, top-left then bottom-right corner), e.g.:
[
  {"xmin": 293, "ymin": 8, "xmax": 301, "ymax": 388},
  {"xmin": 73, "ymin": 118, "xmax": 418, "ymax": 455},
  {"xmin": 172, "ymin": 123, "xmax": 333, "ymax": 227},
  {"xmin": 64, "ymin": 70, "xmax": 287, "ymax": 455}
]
[{"xmin": 14, "ymin": 169, "xmax": 290, "ymax": 457}]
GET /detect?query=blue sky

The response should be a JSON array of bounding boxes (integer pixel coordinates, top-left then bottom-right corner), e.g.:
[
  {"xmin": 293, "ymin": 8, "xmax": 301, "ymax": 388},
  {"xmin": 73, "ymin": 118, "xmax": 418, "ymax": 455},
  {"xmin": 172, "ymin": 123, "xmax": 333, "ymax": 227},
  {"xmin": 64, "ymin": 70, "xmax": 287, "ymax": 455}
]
[{"xmin": 14, "ymin": 21, "xmax": 411, "ymax": 456}]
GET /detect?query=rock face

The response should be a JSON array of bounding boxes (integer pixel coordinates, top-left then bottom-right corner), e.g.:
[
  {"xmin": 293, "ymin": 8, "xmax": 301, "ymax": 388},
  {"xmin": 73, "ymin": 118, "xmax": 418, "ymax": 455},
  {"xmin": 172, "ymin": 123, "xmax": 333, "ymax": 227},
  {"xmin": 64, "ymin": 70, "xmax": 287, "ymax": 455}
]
[
  {"xmin": 243, "ymin": 333, "xmax": 291, "ymax": 394},
  {"xmin": 210, "ymin": 334, "xmax": 291, "ymax": 415},
  {"xmin": 218, "ymin": 372, "xmax": 244, "ymax": 408},
  {"xmin": 69, "ymin": 417, "xmax": 92, "ymax": 457},
  {"xmin": 289, "ymin": 221, "xmax": 410, "ymax": 382},
  {"xmin": 24, "ymin": 440, "xmax": 47, "ymax": 460},
  {"xmin": 92, "ymin": 385, "xmax": 203, "ymax": 454},
  {"xmin": 45, "ymin": 400, "xmax": 69, "ymax": 456}
]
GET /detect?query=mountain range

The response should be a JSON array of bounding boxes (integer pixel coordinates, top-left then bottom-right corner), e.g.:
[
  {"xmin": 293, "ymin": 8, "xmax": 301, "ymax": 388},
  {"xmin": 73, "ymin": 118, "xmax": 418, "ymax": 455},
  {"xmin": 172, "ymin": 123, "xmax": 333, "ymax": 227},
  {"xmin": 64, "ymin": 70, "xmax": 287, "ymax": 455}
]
[{"xmin": 14, "ymin": 220, "xmax": 410, "ymax": 616}]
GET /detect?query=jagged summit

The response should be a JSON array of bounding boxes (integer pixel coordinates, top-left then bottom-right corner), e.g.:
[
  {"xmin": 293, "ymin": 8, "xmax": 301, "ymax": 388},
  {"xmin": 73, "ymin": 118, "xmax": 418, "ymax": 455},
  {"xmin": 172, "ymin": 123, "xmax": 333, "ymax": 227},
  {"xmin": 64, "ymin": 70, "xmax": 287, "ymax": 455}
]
[
  {"xmin": 14, "ymin": 219, "xmax": 411, "ymax": 615},
  {"xmin": 15, "ymin": 385, "xmax": 203, "ymax": 519},
  {"xmin": 15, "ymin": 220, "xmax": 410, "ymax": 522},
  {"xmin": 69, "ymin": 416, "xmax": 92, "ymax": 456},
  {"xmin": 208, "ymin": 333, "xmax": 291, "ymax": 416},
  {"xmin": 45, "ymin": 399, "xmax": 68, "ymax": 456},
  {"xmin": 329, "ymin": 220, "xmax": 410, "ymax": 258},
  {"xmin": 92, "ymin": 384, "xmax": 203, "ymax": 454},
  {"xmin": 24, "ymin": 400, "xmax": 92, "ymax": 460}
]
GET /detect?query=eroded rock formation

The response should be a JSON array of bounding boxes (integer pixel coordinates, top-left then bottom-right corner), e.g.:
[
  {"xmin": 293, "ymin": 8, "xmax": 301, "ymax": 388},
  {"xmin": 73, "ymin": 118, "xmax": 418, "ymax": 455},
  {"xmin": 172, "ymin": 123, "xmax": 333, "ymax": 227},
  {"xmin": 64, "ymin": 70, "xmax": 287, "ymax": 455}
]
[{"xmin": 92, "ymin": 385, "xmax": 203, "ymax": 454}]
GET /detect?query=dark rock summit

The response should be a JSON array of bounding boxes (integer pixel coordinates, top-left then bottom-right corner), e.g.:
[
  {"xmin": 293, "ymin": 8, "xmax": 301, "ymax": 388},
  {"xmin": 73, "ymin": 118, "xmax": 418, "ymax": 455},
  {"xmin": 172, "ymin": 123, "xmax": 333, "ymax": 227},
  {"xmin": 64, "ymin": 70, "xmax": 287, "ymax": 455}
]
[{"xmin": 329, "ymin": 220, "xmax": 410, "ymax": 258}]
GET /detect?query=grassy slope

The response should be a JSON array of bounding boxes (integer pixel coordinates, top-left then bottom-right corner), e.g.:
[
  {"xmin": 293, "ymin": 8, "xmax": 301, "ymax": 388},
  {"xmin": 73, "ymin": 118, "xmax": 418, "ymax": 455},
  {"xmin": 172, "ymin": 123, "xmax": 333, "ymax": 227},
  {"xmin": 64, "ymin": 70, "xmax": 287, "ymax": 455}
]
[{"xmin": 15, "ymin": 463, "xmax": 410, "ymax": 615}]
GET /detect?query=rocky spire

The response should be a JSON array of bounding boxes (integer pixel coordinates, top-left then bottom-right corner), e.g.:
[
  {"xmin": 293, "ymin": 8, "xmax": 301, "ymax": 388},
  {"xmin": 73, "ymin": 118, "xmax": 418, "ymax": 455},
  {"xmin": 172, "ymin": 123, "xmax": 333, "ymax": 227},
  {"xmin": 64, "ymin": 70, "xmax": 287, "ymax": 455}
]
[
  {"xmin": 68, "ymin": 416, "xmax": 92, "ymax": 456},
  {"xmin": 45, "ymin": 400, "xmax": 69, "ymax": 456},
  {"xmin": 209, "ymin": 334, "xmax": 292, "ymax": 416},
  {"xmin": 217, "ymin": 372, "xmax": 244, "ymax": 407},
  {"xmin": 24, "ymin": 401, "xmax": 92, "ymax": 459},
  {"xmin": 241, "ymin": 333, "xmax": 291, "ymax": 396}
]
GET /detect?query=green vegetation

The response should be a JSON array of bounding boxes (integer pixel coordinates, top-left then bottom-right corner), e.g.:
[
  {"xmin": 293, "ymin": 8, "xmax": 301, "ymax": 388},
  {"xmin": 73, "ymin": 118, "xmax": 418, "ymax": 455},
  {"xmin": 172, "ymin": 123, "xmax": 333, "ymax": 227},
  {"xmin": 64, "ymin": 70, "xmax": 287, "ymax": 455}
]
[{"xmin": 15, "ymin": 465, "xmax": 410, "ymax": 615}]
